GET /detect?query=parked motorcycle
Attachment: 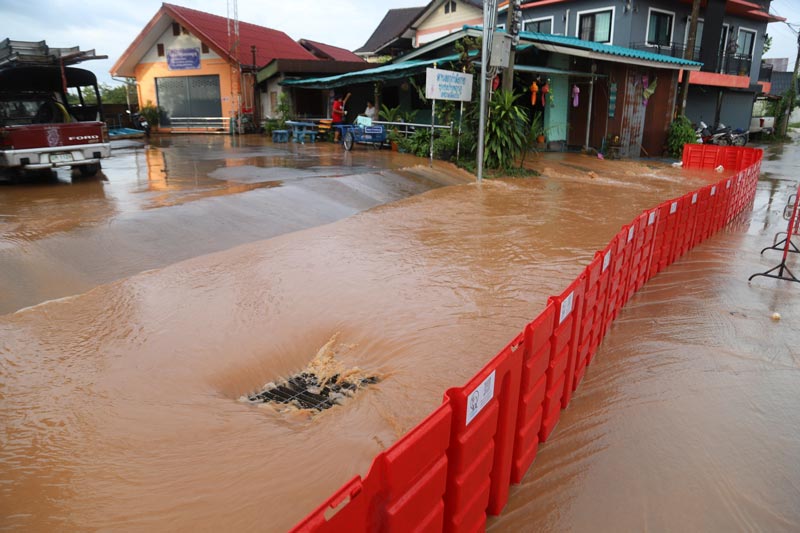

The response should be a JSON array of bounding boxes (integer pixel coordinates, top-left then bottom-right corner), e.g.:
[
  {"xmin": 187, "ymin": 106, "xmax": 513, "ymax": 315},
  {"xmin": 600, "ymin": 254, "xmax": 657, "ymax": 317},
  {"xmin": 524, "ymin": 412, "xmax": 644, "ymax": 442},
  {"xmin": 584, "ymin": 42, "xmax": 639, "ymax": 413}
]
[
  {"xmin": 729, "ymin": 128, "xmax": 749, "ymax": 146},
  {"xmin": 131, "ymin": 112, "xmax": 151, "ymax": 136},
  {"xmin": 697, "ymin": 121, "xmax": 732, "ymax": 145}
]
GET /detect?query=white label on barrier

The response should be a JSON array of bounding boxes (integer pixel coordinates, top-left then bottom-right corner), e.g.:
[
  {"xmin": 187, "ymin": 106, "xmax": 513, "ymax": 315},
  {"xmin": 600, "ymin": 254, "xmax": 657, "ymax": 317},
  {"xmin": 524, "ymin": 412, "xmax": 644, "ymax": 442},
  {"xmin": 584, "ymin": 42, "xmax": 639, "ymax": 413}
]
[
  {"xmin": 466, "ymin": 370, "xmax": 495, "ymax": 425},
  {"xmin": 670, "ymin": 202, "xmax": 678, "ymax": 214},
  {"xmin": 648, "ymin": 212, "xmax": 656, "ymax": 225},
  {"xmin": 692, "ymin": 193, "xmax": 698, "ymax": 204},
  {"xmin": 628, "ymin": 227, "xmax": 635, "ymax": 242},
  {"xmin": 559, "ymin": 291, "xmax": 574, "ymax": 324},
  {"xmin": 711, "ymin": 186, "xmax": 717, "ymax": 196},
  {"xmin": 727, "ymin": 179, "xmax": 731, "ymax": 189},
  {"xmin": 603, "ymin": 250, "xmax": 611, "ymax": 272}
]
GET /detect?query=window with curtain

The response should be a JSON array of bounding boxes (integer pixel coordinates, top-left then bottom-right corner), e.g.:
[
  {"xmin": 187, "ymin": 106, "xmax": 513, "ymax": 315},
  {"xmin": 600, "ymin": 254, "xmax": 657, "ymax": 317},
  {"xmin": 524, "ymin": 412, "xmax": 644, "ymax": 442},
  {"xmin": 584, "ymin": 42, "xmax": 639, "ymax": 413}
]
[
  {"xmin": 647, "ymin": 10, "xmax": 673, "ymax": 46},
  {"xmin": 579, "ymin": 10, "xmax": 612, "ymax": 43}
]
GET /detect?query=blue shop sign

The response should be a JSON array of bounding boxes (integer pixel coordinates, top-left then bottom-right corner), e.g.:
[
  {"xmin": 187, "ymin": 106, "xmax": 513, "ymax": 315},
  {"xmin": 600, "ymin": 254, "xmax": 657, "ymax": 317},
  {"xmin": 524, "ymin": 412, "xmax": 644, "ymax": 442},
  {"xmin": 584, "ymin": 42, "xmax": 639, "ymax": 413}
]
[{"xmin": 167, "ymin": 48, "xmax": 201, "ymax": 70}]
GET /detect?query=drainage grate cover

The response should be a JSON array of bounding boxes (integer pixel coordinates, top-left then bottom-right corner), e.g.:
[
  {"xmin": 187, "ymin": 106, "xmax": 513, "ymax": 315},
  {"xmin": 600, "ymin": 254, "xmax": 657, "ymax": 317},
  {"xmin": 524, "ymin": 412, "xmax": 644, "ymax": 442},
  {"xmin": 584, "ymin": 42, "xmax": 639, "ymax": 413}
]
[
  {"xmin": 244, "ymin": 333, "xmax": 379, "ymax": 412},
  {"xmin": 247, "ymin": 372, "xmax": 379, "ymax": 411}
]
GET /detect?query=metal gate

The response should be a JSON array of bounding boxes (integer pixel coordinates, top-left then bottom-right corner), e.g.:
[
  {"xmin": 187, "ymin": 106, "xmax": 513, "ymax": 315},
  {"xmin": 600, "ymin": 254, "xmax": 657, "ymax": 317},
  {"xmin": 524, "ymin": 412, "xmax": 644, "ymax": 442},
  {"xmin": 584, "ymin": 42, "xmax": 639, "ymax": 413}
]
[{"xmin": 155, "ymin": 75, "xmax": 222, "ymax": 126}]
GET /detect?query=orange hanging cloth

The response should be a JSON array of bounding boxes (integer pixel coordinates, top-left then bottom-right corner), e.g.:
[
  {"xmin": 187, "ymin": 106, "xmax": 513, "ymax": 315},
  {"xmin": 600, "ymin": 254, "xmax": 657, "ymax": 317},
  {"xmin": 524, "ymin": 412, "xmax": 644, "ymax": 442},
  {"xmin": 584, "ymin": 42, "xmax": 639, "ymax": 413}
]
[
  {"xmin": 541, "ymin": 82, "xmax": 550, "ymax": 107},
  {"xmin": 530, "ymin": 81, "xmax": 539, "ymax": 105}
]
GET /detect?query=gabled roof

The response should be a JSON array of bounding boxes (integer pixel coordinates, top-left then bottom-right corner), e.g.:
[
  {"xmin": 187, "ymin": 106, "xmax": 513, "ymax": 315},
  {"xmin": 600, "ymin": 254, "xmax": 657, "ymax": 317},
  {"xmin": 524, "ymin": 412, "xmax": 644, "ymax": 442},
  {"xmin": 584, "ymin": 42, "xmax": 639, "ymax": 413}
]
[
  {"xmin": 407, "ymin": 0, "xmax": 483, "ymax": 32},
  {"xmin": 355, "ymin": 7, "xmax": 425, "ymax": 55},
  {"xmin": 299, "ymin": 39, "xmax": 364, "ymax": 62},
  {"xmin": 112, "ymin": 2, "xmax": 317, "ymax": 77}
]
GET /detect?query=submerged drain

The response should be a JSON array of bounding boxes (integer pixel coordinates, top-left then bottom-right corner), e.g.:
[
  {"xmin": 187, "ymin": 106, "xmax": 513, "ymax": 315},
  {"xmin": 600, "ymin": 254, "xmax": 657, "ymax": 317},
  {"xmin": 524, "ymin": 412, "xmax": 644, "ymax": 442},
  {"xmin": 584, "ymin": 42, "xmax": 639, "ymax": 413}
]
[
  {"xmin": 247, "ymin": 372, "xmax": 379, "ymax": 411},
  {"xmin": 244, "ymin": 333, "xmax": 380, "ymax": 412}
]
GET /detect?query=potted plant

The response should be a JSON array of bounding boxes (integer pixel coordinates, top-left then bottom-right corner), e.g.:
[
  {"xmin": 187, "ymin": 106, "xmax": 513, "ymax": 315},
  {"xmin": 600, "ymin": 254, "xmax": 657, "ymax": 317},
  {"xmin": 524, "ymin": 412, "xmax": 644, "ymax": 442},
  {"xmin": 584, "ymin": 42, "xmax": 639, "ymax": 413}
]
[
  {"xmin": 531, "ymin": 111, "xmax": 545, "ymax": 144},
  {"xmin": 387, "ymin": 129, "xmax": 402, "ymax": 151}
]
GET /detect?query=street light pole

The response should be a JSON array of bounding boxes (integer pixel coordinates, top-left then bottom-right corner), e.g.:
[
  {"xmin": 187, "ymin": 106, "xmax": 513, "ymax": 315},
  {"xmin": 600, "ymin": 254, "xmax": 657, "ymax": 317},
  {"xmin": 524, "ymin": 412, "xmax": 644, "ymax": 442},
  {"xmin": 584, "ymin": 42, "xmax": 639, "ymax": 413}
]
[
  {"xmin": 477, "ymin": 0, "xmax": 499, "ymax": 183},
  {"xmin": 676, "ymin": 0, "xmax": 701, "ymax": 118}
]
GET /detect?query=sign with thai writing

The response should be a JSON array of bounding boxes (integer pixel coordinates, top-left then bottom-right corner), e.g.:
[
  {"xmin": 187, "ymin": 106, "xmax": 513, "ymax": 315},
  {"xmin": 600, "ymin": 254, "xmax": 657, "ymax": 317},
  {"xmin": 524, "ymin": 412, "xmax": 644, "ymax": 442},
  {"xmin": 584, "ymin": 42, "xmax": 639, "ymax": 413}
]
[
  {"xmin": 466, "ymin": 370, "xmax": 495, "ymax": 425},
  {"xmin": 425, "ymin": 68, "xmax": 473, "ymax": 101},
  {"xmin": 167, "ymin": 48, "xmax": 201, "ymax": 70}
]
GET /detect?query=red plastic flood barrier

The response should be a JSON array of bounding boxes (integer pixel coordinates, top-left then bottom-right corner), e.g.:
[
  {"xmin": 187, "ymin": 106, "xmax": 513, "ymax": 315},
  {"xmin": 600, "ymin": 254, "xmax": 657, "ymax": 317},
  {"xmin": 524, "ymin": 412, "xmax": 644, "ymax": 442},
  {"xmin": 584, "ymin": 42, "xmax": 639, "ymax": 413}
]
[
  {"xmin": 292, "ymin": 402, "xmax": 452, "ymax": 533},
  {"xmin": 539, "ymin": 275, "xmax": 585, "ymax": 441},
  {"xmin": 511, "ymin": 303, "xmax": 556, "ymax": 484},
  {"xmin": 443, "ymin": 332, "xmax": 523, "ymax": 531},
  {"xmin": 293, "ymin": 145, "xmax": 763, "ymax": 533}
]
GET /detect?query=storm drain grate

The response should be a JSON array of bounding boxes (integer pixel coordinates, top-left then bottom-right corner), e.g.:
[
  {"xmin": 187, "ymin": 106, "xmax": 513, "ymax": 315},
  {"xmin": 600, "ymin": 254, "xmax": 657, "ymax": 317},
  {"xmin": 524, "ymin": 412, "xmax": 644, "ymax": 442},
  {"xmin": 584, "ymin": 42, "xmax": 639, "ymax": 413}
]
[{"xmin": 247, "ymin": 372, "xmax": 379, "ymax": 411}]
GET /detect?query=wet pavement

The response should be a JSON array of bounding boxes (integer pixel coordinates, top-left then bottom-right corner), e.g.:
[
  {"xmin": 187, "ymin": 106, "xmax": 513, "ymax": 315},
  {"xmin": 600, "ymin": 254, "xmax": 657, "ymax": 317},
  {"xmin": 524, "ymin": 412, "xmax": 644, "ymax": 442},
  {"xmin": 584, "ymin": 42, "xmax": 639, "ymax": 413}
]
[{"xmin": 1, "ymin": 134, "xmax": 798, "ymax": 531}]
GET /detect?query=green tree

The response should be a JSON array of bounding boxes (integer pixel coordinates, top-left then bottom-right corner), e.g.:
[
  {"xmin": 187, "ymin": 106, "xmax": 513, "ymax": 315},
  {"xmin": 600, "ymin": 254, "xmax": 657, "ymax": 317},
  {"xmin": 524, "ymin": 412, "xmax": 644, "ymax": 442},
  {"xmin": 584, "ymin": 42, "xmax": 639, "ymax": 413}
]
[{"xmin": 99, "ymin": 83, "xmax": 134, "ymax": 104}]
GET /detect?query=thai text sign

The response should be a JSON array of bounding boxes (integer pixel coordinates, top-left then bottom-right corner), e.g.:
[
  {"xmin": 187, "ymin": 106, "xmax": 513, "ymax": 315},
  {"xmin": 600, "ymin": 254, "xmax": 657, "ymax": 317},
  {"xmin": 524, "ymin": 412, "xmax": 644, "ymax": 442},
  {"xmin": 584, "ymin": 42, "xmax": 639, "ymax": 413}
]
[
  {"xmin": 425, "ymin": 68, "xmax": 473, "ymax": 101},
  {"xmin": 167, "ymin": 48, "xmax": 201, "ymax": 70}
]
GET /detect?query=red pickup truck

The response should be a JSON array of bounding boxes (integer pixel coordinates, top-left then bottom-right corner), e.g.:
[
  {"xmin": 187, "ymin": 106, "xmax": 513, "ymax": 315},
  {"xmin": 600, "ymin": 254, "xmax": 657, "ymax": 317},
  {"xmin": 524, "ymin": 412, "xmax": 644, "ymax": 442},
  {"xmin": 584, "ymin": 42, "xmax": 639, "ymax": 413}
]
[{"xmin": 0, "ymin": 65, "xmax": 111, "ymax": 177}]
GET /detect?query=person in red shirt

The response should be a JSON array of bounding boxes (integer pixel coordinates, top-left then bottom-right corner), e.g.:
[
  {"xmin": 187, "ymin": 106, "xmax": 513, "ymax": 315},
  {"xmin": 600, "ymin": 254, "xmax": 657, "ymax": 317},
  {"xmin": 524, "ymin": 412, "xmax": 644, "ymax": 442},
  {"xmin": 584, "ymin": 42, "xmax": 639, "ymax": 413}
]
[{"xmin": 332, "ymin": 92, "xmax": 351, "ymax": 141}]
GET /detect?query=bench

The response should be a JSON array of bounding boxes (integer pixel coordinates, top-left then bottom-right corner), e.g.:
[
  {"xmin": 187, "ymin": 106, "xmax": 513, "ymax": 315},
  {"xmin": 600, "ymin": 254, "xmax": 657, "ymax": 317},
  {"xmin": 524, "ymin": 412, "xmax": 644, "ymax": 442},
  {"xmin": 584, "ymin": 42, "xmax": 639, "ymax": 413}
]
[{"xmin": 272, "ymin": 129, "xmax": 289, "ymax": 143}]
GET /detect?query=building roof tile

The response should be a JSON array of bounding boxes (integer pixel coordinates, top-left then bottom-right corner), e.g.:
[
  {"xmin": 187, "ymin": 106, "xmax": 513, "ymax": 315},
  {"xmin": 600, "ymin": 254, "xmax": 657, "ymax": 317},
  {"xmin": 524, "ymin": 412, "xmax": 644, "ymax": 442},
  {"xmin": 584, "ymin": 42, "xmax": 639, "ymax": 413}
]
[{"xmin": 165, "ymin": 3, "xmax": 317, "ymax": 66}]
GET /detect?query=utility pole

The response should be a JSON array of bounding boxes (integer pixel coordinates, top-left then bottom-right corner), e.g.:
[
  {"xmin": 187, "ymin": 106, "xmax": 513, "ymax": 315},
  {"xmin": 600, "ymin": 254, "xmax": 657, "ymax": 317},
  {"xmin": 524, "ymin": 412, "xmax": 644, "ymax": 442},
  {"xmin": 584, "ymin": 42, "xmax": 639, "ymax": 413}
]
[
  {"xmin": 780, "ymin": 33, "xmax": 800, "ymax": 137},
  {"xmin": 676, "ymin": 0, "xmax": 701, "ymax": 117},
  {"xmin": 501, "ymin": 0, "xmax": 522, "ymax": 92}
]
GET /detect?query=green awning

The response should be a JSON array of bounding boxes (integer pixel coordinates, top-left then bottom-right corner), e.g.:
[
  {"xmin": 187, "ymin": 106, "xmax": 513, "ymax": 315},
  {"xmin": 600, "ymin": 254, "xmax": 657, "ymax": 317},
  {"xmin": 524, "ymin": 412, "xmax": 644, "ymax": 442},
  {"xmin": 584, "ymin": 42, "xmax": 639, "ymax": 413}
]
[{"xmin": 280, "ymin": 51, "xmax": 474, "ymax": 89}]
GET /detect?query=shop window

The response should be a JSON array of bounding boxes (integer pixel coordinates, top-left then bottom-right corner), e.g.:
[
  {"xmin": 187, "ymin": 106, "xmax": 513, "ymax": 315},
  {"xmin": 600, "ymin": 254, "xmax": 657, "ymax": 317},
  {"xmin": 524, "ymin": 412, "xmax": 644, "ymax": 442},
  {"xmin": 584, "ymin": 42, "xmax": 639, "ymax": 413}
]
[{"xmin": 578, "ymin": 9, "xmax": 613, "ymax": 44}]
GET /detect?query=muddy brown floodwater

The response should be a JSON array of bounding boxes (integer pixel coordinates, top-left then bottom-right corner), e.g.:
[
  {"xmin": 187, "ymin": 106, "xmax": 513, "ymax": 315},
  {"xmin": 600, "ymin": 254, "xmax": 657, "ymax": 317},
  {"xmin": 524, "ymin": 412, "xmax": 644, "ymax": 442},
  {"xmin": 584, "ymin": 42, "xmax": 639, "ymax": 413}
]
[{"xmin": 2, "ymin": 142, "xmax": 799, "ymax": 531}]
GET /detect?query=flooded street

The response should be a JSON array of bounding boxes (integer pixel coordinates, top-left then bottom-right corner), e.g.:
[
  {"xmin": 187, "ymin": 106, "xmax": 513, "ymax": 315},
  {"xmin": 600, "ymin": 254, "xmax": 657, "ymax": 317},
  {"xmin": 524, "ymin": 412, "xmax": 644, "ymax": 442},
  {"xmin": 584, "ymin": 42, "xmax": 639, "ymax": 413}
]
[
  {"xmin": 1, "ymin": 135, "xmax": 798, "ymax": 531},
  {"xmin": 0, "ymin": 135, "xmax": 466, "ymax": 314}
]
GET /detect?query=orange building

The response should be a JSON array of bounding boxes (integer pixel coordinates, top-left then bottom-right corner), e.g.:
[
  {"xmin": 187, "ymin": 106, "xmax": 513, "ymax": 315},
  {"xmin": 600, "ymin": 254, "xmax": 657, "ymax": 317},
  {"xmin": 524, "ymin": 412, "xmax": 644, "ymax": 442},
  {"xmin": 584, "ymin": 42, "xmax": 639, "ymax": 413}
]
[{"xmin": 111, "ymin": 3, "xmax": 332, "ymax": 132}]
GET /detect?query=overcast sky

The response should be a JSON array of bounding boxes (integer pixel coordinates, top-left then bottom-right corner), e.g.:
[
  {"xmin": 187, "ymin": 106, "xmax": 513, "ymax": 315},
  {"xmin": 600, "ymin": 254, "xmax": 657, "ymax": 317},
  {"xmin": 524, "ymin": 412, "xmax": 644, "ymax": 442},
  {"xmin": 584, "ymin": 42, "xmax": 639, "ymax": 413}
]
[{"xmin": 2, "ymin": 0, "xmax": 798, "ymax": 86}]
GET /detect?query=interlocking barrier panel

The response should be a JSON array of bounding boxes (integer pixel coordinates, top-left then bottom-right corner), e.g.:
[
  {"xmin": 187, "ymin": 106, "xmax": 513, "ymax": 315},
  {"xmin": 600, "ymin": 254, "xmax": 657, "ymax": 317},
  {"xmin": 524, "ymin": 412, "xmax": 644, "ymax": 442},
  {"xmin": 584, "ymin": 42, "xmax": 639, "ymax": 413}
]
[{"xmin": 291, "ymin": 145, "xmax": 762, "ymax": 533}]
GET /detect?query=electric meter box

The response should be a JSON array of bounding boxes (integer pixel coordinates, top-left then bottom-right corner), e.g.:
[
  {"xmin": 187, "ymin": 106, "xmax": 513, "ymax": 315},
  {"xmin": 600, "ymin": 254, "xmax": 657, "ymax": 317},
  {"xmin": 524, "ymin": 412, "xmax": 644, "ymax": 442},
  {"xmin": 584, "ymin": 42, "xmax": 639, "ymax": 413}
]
[{"xmin": 490, "ymin": 33, "xmax": 513, "ymax": 68}]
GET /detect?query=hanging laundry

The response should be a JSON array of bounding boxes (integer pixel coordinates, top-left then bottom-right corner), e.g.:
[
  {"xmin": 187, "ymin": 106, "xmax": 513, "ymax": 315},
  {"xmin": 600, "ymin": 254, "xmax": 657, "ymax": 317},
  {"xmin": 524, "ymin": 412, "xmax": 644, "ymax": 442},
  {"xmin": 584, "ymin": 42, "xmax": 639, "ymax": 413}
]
[
  {"xmin": 572, "ymin": 84, "xmax": 580, "ymax": 107},
  {"xmin": 530, "ymin": 80, "xmax": 539, "ymax": 105},
  {"xmin": 541, "ymin": 81, "xmax": 550, "ymax": 107},
  {"xmin": 609, "ymin": 82, "xmax": 618, "ymax": 117},
  {"xmin": 643, "ymin": 77, "xmax": 658, "ymax": 106}
]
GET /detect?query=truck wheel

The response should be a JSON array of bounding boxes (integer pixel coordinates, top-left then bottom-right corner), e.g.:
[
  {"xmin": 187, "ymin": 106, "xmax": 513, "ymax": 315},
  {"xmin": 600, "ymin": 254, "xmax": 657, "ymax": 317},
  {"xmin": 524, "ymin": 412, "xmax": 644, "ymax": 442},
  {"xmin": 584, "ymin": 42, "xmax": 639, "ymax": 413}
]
[
  {"xmin": 77, "ymin": 163, "xmax": 100, "ymax": 177},
  {"xmin": 343, "ymin": 131, "xmax": 354, "ymax": 151}
]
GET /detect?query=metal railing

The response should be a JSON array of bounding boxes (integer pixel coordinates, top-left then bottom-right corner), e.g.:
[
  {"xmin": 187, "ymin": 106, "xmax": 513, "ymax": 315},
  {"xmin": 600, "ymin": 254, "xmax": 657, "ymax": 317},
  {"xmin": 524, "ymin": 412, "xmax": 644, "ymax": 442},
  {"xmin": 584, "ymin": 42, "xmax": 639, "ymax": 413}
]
[
  {"xmin": 629, "ymin": 41, "xmax": 753, "ymax": 77},
  {"xmin": 372, "ymin": 120, "xmax": 453, "ymax": 137}
]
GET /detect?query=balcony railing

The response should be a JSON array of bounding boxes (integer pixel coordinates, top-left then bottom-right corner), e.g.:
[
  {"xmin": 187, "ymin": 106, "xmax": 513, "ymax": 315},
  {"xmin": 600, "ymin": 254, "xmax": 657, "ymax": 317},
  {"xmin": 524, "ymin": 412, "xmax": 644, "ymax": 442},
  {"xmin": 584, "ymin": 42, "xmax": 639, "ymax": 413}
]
[{"xmin": 630, "ymin": 42, "xmax": 753, "ymax": 77}]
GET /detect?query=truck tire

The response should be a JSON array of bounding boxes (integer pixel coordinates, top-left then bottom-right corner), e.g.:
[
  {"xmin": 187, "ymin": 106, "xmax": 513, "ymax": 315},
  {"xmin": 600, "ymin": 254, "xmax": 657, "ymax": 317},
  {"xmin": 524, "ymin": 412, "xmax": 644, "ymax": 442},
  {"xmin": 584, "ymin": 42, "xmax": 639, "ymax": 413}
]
[{"xmin": 77, "ymin": 163, "xmax": 100, "ymax": 177}]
